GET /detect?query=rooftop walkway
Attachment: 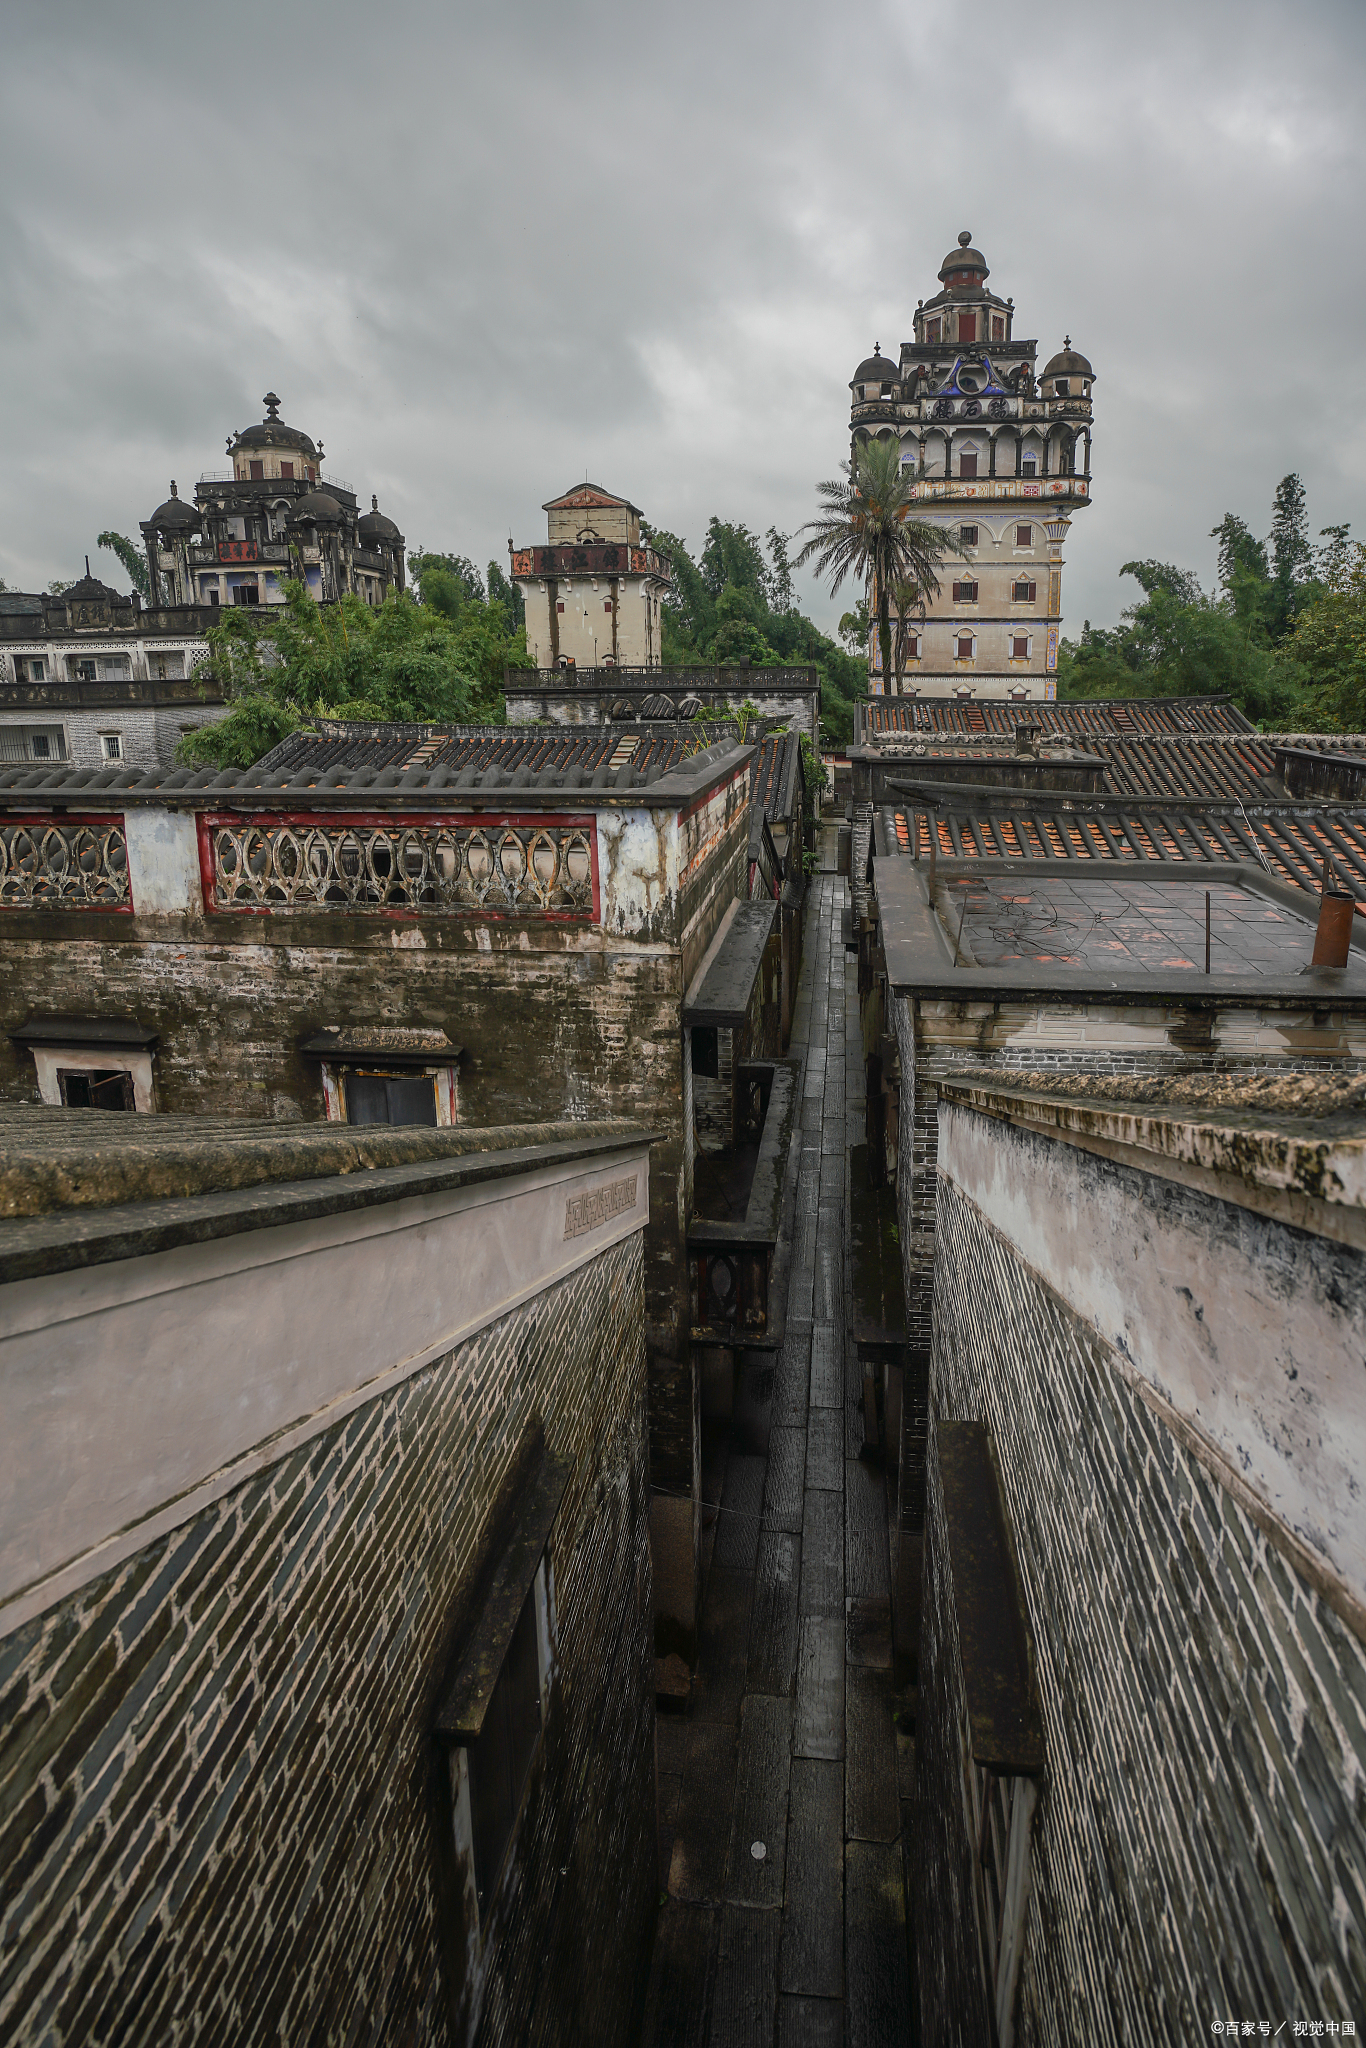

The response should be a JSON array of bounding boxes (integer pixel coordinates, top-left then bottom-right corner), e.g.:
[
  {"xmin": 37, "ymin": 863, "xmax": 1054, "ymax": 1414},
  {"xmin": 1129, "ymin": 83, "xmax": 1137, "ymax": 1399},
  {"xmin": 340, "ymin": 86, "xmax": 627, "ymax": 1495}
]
[{"xmin": 640, "ymin": 855, "xmax": 915, "ymax": 2047}]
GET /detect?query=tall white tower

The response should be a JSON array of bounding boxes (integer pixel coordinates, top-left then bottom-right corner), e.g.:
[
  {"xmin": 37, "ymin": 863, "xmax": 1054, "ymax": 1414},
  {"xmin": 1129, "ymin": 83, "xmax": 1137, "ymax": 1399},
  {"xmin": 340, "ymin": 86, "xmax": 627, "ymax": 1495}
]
[{"xmin": 849, "ymin": 232, "xmax": 1094, "ymax": 701}]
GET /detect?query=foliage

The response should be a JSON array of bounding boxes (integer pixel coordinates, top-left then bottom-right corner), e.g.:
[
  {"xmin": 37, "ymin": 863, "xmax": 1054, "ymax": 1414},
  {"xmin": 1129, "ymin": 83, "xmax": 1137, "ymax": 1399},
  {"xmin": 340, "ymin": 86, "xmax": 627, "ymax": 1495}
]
[
  {"xmin": 46, "ymin": 579, "xmax": 71, "ymax": 595},
  {"xmin": 177, "ymin": 576, "xmax": 532, "ymax": 769},
  {"xmin": 837, "ymin": 597, "xmax": 870, "ymax": 654},
  {"xmin": 1288, "ymin": 540, "xmax": 1366, "ymax": 730},
  {"xmin": 646, "ymin": 520, "xmax": 866, "ymax": 743},
  {"xmin": 794, "ymin": 435, "xmax": 961, "ymax": 685},
  {"xmin": 97, "ymin": 530, "xmax": 150, "ymax": 598},
  {"xmin": 1058, "ymin": 473, "xmax": 1353, "ymax": 731},
  {"xmin": 487, "ymin": 558, "xmax": 525, "ymax": 629}
]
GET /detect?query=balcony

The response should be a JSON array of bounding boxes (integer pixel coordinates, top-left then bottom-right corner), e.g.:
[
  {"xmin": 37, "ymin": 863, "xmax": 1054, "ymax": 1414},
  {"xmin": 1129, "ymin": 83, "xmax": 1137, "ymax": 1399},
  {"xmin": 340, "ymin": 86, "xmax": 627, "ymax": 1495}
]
[
  {"xmin": 689, "ymin": 1060, "xmax": 798, "ymax": 1345},
  {"xmin": 508, "ymin": 542, "xmax": 671, "ymax": 582}
]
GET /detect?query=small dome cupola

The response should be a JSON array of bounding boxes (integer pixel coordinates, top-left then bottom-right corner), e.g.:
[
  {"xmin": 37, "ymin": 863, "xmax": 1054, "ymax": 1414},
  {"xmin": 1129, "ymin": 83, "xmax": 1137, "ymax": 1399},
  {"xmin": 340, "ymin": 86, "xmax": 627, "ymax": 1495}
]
[
  {"xmin": 148, "ymin": 479, "xmax": 201, "ymax": 534},
  {"xmin": 230, "ymin": 393, "xmax": 321, "ymax": 480},
  {"xmin": 1041, "ymin": 338, "xmax": 1095, "ymax": 397},
  {"xmin": 287, "ymin": 490, "xmax": 343, "ymax": 527},
  {"xmin": 851, "ymin": 344, "xmax": 899, "ymax": 395},
  {"xmin": 358, "ymin": 494, "xmax": 401, "ymax": 544},
  {"xmin": 938, "ymin": 229, "xmax": 990, "ymax": 293}
]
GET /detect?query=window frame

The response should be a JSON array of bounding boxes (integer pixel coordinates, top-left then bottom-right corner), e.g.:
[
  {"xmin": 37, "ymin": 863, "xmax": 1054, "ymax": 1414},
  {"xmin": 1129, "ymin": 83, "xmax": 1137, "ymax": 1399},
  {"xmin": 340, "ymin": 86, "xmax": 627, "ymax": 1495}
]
[
  {"xmin": 98, "ymin": 732, "xmax": 123, "ymax": 762},
  {"xmin": 1011, "ymin": 582, "xmax": 1037, "ymax": 604},
  {"xmin": 1015, "ymin": 525, "xmax": 1033, "ymax": 548},
  {"xmin": 959, "ymin": 524, "xmax": 978, "ymax": 547},
  {"xmin": 434, "ymin": 1449, "xmax": 568, "ymax": 1943}
]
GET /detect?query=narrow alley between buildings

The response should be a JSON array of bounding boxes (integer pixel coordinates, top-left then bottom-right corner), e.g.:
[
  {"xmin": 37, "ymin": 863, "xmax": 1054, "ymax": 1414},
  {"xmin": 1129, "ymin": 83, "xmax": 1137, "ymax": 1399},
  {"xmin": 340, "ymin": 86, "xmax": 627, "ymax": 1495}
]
[{"xmin": 640, "ymin": 857, "xmax": 915, "ymax": 2047}]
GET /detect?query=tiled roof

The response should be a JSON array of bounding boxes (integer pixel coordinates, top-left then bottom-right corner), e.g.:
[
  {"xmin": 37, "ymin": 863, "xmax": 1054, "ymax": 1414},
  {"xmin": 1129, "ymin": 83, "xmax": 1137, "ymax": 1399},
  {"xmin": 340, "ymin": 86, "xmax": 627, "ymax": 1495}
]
[
  {"xmin": 0, "ymin": 723, "xmax": 748, "ymax": 804},
  {"xmin": 879, "ymin": 793, "xmax": 1366, "ymax": 907},
  {"xmin": 752, "ymin": 731, "xmax": 803, "ymax": 821},
  {"xmin": 254, "ymin": 720, "xmax": 699, "ymax": 783},
  {"xmin": 857, "ymin": 695, "xmax": 1255, "ymax": 741}
]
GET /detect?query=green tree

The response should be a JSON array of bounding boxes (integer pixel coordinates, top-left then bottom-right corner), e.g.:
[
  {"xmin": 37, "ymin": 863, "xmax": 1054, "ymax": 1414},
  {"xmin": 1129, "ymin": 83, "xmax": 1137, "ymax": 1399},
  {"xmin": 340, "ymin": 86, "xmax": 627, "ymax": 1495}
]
[
  {"xmin": 644, "ymin": 521, "xmax": 865, "ymax": 741},
  {"xmin": 1057, "ymin": 559, "xmax": 1309, "ymax": 724},
  {"xmin": 794, "ymin": 436, "xmax": 960, "ymax": 686},
  {"xmin": 700, "ymin": 519, "xmax": 771, "ymax": 603},
  {"xmin": 1290, "ymin": 539, "xmax": 1366, "ymax": 729},
  {"xmin": 487, "ymin": 558, "xmax": 525, "ymax": 629},
  {"xmin": 178, "ymin": 577, "xmax": 530, "ymax": 769},
  {"xmin": 765, "ymin": 528, "xmax": 796, "ymax": 614},
  {"xmin": 97, "ymin": 530, "xmax": 150, "ymax": 599}
]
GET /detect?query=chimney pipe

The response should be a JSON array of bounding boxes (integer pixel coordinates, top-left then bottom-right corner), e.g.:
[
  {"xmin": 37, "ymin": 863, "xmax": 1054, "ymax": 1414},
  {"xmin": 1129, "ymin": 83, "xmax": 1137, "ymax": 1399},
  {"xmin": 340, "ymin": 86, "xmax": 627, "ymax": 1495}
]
[
  {"xmin": 1311, "ymin": 888, "xmax": 1355, "ymax": 968},
  {"xmin": 1015, "ymin": 721, "xmax": 1039, "ymax": 756}
]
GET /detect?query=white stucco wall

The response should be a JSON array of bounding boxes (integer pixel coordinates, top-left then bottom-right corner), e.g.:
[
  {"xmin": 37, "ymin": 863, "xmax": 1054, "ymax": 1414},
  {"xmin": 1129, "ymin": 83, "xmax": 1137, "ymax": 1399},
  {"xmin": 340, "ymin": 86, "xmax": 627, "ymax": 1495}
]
[
  {"xmin": 938, "ymin": 1099, "xmax": 1366, "ymax": 1607},
  {"xmin": 0, "ymin": 1139, "xmax": 651, "ymax": 1637}
]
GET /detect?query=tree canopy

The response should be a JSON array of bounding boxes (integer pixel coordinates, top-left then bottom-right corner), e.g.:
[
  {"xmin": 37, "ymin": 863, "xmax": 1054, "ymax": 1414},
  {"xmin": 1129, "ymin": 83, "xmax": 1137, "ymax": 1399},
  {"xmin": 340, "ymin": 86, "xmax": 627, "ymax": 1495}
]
[
  {"xmin": 1058, "ymin": 473, "xmax": 1356, "ymax": 730},
  {"xmin": 177, "ymin": 576, "xmax": 532, "ymax": 770},
  {"xmin": 794, "ymin": 436, "xmax": 961, "ymax": 688},
  {"xmin": 645, "ymin": 517, "xmax": 867, "ymax": 743},
  {"xmin": 97, "ymin": 531, "xmax": 150, "ymax": 598}
]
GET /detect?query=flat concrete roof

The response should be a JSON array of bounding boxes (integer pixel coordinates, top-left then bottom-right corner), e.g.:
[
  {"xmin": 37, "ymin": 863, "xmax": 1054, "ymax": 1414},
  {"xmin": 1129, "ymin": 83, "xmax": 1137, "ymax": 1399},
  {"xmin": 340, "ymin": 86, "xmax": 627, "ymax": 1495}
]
[{"xmin": 873, "ymin": 854, "xmax": 1366, "ymax": 1003}]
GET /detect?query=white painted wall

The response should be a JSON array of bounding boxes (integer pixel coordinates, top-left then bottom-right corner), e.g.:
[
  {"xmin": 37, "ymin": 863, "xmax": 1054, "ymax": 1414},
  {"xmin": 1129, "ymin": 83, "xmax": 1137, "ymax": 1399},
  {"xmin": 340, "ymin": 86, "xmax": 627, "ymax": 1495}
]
[
  {"xmin": 0, "ymin": 1139, "xmax": 651, "ymax": 1638},
  {"xmin": 939, "ymin": 1100, "xmax": 1366, "ymax": 1607}
]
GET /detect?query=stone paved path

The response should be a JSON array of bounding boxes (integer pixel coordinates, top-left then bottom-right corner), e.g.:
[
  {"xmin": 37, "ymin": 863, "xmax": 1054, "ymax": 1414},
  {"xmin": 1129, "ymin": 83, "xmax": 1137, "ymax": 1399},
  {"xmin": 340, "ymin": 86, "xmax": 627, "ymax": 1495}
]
[{"xmin": 640, "ymin": 862, "xmax": 914, "ymax": 2048}]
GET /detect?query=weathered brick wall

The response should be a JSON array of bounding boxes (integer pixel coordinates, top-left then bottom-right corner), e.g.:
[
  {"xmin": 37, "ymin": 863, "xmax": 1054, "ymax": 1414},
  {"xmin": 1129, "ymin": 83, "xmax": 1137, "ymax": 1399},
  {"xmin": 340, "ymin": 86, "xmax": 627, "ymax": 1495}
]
[
  {"xmin": 0, "ymin": 923, "xmax": 692, "ymax": 1433},
  {"xmin": 0, "ymin": 1233, "xmax": 656, "ymax": 2048},
  {"xmin": 888, "ymin": 994, "xmax": 1366, "ymax": 1566},
  {"xmin": 921, "ymin": 1159, "xmax": 1366, "ymax": 2043},
  {"xmin": 916, "ymin": 1409, "xmax": 994, "ymax": 2048}
]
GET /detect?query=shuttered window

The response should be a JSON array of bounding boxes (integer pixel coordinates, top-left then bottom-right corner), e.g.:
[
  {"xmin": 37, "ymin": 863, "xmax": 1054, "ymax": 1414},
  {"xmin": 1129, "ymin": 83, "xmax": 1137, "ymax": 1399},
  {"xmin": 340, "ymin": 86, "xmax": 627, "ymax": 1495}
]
[
  {"xmin": 960, "ymin": 451, "xmax": 978, "ymax": 479},
  {"xmin": 1012, "ymin": 582, "xmax": 1037, "ymax": 602},
  {"xmin": 952, "ymin": 581, "xmax": 978, "ymax": 602}
]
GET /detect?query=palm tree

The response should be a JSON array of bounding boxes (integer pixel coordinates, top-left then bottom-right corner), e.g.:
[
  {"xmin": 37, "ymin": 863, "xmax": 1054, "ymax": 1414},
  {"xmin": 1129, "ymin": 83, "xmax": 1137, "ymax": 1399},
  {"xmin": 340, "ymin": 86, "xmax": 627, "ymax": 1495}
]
[
  {"xmin": 794, "ymin": 435, "xmax": 961, "ymax": 690},
  {"xmin": 889, "ymin": 575, "xmax": 924, "ymax": 694}
]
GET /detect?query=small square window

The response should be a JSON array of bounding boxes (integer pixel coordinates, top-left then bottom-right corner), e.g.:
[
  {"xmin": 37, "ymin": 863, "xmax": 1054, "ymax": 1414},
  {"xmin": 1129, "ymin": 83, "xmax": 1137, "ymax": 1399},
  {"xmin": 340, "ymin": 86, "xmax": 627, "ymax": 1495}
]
[
  {"xmin": 99, "ymin": 733, "xmax": 122, "ymax": 761},
  {"xmin": 1012, "ymin": 636, "xmax": 1030, "ymax": 660},
  {"xmin": 959, "ymin": 525, "xmax": 978, "ymax": 546},
  {"xmin": 556, "ymin": 601, "xmax": 565, "ymax": 613},
  {"xmin": 1016, "ymin": 525, "xmax": 1032, "ymax": 547},
  {"xmin": 958, "ymin": 314, "xmax": 976, "ymax": 344},
  {"xmin": 343, "ymin": 1071, "xmax": 438, "ymax": 1126},
  {"xmin": 956, "ymin": 636, "xmax": 975, "ymax": 661},
  {"xmin": 30, "ymin": 733, "xmax": 50, "ymax": 760},
  {"xmin": 280, "ymin": 461, "xmax": 294, "ymax": 480},
  {"xmin": 28, "ymin": 658, "xmax": 46, "ymax": 682},
  {"xmin": 1022, "ymin": 458, "xmax": 1037, "ymax": 478},
  {"xmin": 249, "ymin": 460, "xmax": 264, "ymax": 480},
  {"xmin": 952, "ymin": 581, "xmax": 978, "ymax": 603},
  {"xmin": 1012, "ymin": 582, "xmax": 1037, "ymax": 603},
  {"xmin": 58, "ymin": 1068, "xmax": 134, "ymax": 1110},
  {"xmin": 959, "ymin": 451, "xmax": 978, "ymax": 480}
]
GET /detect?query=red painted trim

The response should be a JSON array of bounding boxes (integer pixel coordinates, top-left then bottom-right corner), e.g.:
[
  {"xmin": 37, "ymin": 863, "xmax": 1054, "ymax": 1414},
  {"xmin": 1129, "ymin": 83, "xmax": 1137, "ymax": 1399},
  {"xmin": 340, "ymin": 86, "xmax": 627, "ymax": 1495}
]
[
  {"xmin": 677, "ymin": 760, "xmax": 750, "ymax": 828},
  {"xmin": 198, "ymin": 810, "xmax": 601, "ymax": 922},
  {"xmin": 1, "ymin": 813, "xmax": 134, "ymax": 914}
]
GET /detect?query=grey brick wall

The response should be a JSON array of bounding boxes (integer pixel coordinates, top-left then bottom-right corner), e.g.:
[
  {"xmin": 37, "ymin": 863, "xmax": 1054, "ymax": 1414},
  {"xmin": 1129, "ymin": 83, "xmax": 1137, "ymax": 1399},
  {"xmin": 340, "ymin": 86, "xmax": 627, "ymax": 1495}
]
[
  {"xmin": 0, "ymin": 1233, "xmax": 656, "ymax": 2047},
  {"xmin": 919, "ymin": 1165, "xmax": 1366, "ymax": 2044}
]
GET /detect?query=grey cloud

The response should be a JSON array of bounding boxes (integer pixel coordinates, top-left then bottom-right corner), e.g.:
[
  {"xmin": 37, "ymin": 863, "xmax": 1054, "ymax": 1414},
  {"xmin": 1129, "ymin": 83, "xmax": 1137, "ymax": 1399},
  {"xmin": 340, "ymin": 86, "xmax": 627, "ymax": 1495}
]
[{"xmin": 1, "ymin": 0, "xmax": 1363, "ymax": 635}]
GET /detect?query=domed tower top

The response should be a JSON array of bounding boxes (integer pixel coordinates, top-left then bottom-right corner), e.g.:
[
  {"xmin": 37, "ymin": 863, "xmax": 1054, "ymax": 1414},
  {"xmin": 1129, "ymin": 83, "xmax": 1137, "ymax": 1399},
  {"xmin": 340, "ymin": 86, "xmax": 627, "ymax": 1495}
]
[
  {"xmin": 938, "ymin": 229, "xmax": 990, "ymax": 293},
  {"xmin": 228, "ymin": 394, "xmax": 322, "ymax": 484}
]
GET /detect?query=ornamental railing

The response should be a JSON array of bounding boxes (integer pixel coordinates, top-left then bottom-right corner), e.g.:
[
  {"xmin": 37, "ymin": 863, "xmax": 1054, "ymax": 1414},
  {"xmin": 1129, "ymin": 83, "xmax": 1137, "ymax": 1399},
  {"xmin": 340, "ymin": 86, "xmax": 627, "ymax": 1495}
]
[
  {"xmin": 203, "ymin": 814, "xmax": 597, "ymax": 918},
  {"xmin": 0, "ymin": 817, "xmax": 130, "ymax": 909}
]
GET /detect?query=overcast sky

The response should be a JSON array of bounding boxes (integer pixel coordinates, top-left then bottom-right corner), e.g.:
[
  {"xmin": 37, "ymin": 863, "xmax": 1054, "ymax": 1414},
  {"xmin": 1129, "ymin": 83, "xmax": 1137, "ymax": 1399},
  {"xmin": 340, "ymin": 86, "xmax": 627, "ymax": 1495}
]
[{"xmin": 2, "ymin": 0, "xmax": 1363, "ymax": 636}]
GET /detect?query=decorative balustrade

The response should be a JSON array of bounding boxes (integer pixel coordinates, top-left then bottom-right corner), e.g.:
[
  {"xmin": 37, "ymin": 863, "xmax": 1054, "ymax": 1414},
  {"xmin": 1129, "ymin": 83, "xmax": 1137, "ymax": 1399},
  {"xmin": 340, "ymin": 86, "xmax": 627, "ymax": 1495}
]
[
  {"xmin": 205, "ymin": 814, "xmax": 597, "ymax": 918},
  {"xmin": 0, "ymin": 817, "xmax": 130, "ymax": 909}
]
